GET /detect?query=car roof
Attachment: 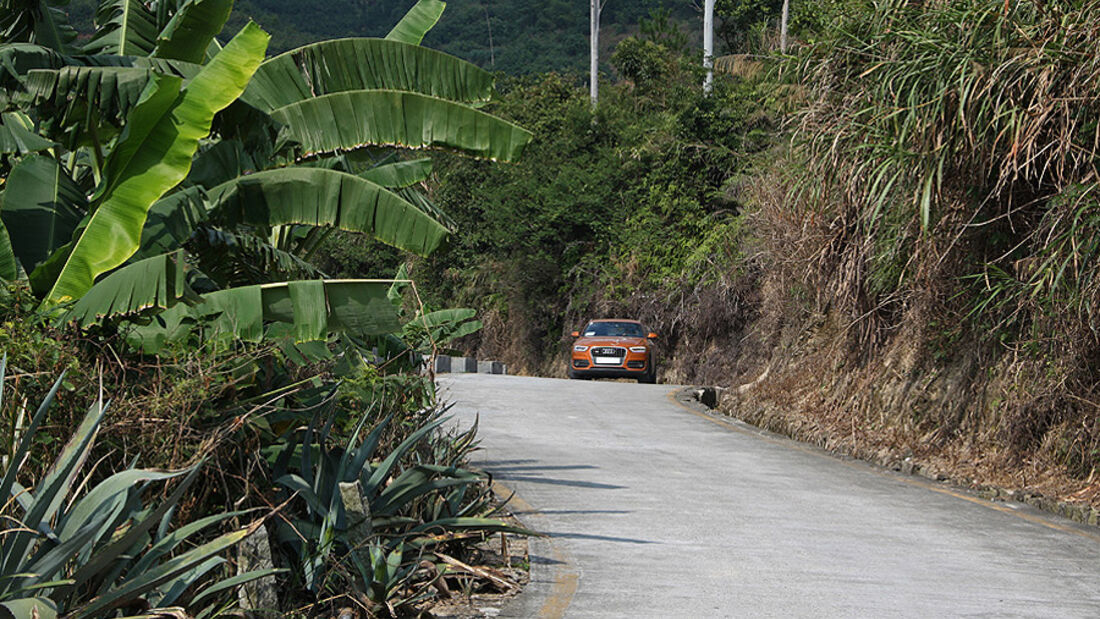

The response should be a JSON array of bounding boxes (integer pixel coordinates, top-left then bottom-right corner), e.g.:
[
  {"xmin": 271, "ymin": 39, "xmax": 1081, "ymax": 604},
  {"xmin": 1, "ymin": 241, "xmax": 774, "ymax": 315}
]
[{"xmin": 588, "ymin": 319, "xmax": 642, "ymax": 324}]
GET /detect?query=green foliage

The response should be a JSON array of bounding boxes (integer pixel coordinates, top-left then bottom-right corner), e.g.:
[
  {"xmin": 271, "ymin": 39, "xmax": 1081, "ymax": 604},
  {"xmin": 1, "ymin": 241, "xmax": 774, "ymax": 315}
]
[
  {"xmin": 0, "ymin": 0, "xmax": 528, "ymax": 356},
  {"xmin": 610, "ymin": 37, "xmax": 671, "ymax": 95},
  {"xmin": 267, "ymin": 395, "xmax": 526, "ymax": 608},
  {"xmin": 412, "ymin": 54, "xmax": 777, "ymax": 369},
  {"xmin": 0, "ymin": 2, "xmax": 530, "ymax": 614},
  {"xmin": 0, "ymin": 358, "xmax": 278, "ymax": 617}
]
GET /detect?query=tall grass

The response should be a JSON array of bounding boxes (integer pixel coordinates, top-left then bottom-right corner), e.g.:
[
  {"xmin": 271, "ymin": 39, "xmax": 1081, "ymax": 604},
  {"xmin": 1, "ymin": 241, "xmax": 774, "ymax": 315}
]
[{"xmin": 752, "ymin": 0, "xmax": 1100, "ymax": 475}]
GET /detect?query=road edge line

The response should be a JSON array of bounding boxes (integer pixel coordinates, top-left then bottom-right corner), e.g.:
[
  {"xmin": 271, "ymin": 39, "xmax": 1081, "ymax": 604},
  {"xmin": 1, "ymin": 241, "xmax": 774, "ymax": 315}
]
[
  {"xmin": 665, "ymin": 388, "xmax": 1100, "ymax": 544},
  {"xmin": 490, "ymin": 479, "xmax": 578, "ymax": 618}
]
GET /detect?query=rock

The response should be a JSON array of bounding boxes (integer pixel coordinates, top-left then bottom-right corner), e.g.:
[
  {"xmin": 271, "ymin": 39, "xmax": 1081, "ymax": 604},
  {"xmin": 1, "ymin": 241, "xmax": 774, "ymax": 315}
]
[
  {"xmin": 339, "ymin": 481, "xmax": 373, "ymax": 549},
  {"xmin": 238, "ymin": 525, "xmax": 279, "ymax": 616},
  {"xmin": 693, "ymin": 387, "xmax": 719, "ymax": 409}
]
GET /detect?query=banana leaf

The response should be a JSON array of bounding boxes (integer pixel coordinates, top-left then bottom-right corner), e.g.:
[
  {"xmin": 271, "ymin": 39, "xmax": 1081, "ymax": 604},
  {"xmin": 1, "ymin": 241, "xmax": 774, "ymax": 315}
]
[
  {"xmin": 385, "ymin": 0, "xmax": 445, "ymax": 45},
  {"xmin": 206, "ymin": 167, "xmax": 449, "ymax": 256},
  {"xmin": 360, "ymin": 158, "xmax": 432, "ymax": 188},
  {"xmin": 63, "ymin": 251, "xmax": 195, "ymax": 327},
  {"xmin": 0, "ymin": 112, "xmax": 55, "ymax": 153},
  {"xmin": 127, "ymin": 279, "xmax": 401, "ymax": 351},
  {"xmin": 152, "ymin": 0, "xmax": 233, "ymax": 63},
  {"xmin": 187, "ymin": 227, "xmax": 321, "ymax": 288},
  {"xmin": 243, "ymin": 38, "xmax": 494, "ymax": 113},
  {"xmin": 0, "ymin": 219, "xmax": 19, "ymax": 280},
  {"xmin": 406, "ymin": 307, "xmax": 482, "ymax": 349},
  {"xmin": 0, "ymin": 0, "xmax": 76, "ymax": 53},
  {"xmin": 0, "ymin": 43, "xmax": 67, "ymax": 106},
  {"xmin": 271, "ymin": 90, "xmax": 532, "ymax": 162},
  {"xmin": 42, "ymin": 22, "xmax": 269, "ymax": 308},
  {"xmin": 82, "ymin": 0, "xmax": 159, "ymax": 56},
  {"xmin": 184, "ymin": 138, "xmax": 262, "ymax": 189},
  {"xmin": 134, "ymin": 185, "xmax": 207, "ymax": 260},
  {"xmin": 26, "ymin": 62, "xmax": 198, "ymax": 130},
  {"xmin": 0, "ymin": 154, "xmax": 85, "ymax": 275}
]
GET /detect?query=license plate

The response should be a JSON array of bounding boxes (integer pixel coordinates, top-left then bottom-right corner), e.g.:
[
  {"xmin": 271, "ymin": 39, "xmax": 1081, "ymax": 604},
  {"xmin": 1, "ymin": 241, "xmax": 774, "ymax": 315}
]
[{"xmin": 595, "ymin": 356, "xmax": 620, "ymax": 365}]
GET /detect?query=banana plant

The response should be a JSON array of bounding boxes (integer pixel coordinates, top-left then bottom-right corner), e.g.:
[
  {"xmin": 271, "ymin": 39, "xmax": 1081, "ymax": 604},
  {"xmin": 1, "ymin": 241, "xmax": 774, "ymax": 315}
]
[
  {"xmin": 0, "ymin": 0, "xmax": 531, "ymax": 352},
  {"xmin": 0, "ymin": 355, "xmax": 282, "ymax": 617}
]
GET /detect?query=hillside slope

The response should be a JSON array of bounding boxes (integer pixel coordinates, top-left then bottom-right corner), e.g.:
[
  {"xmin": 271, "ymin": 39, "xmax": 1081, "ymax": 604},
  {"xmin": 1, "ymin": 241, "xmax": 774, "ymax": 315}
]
[{"xmin": 67, "ymin": 0, "xmax": 696, "ymax": 70}]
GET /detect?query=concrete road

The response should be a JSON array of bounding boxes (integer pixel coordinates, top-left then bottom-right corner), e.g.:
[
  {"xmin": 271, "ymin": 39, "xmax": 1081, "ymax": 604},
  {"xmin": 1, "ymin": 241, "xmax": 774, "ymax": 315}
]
[{"xmin": 440, "ymin": 374, "xmax": 1100, "ymax": 618}]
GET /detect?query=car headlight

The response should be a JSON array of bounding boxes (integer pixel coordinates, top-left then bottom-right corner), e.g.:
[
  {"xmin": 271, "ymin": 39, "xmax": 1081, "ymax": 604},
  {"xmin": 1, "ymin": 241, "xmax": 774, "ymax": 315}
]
[
  {"xmin": 573, "ymin": 345, "xmax": 589, "ymax": 352},
  {"xmin": 629, "ymin": 346, "xmax": 647, "ymax": 353}
]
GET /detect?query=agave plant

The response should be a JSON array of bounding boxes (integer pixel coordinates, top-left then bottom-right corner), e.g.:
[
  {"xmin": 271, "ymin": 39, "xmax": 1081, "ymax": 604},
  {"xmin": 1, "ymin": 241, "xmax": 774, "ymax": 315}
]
[
  {"xmin": 0, "ymin": 0, "xmax": 531, "ymax": 353},
  {"xmin": 0, "ymin": 354, "xmax": 282, "ymax": 618},
  {"xmin": 267, "ymin": 393, "xmax": 524, "ymax": 599}
]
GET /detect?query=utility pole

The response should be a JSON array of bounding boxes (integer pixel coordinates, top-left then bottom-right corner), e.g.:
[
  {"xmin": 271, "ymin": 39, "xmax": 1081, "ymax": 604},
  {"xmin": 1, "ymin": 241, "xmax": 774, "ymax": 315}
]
[
  {"xmin": 590, "ymin": 0, "xmax": 601, "ymax": 108},
  {"xmin": 703, "ymin": 0, "xmax": 715, "ymax": 95},
  {"xmin": 780, "ymin": 0, "xmax": 789, "ymax": 52}
]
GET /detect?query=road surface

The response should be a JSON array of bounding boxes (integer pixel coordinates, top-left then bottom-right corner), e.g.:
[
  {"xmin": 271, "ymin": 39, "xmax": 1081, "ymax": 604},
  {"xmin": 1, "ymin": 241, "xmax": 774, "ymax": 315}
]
[{"xmin": 440, "ymin": 374, "xmax": 1100, "ymax": 618}]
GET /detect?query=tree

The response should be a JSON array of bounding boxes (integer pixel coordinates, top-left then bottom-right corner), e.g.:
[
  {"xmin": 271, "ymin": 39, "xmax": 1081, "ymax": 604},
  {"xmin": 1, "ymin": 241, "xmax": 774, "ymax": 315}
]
[{"xmin": 0, "ymin": 0, "xmax": 532, "ymax": 353}]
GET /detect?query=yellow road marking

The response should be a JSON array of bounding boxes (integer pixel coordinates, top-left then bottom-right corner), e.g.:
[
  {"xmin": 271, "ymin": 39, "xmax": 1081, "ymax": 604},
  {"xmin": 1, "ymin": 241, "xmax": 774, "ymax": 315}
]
[
  {"xmin": 491, "ymin": 480, "xmax": 579, "ymax": 618},
  {"xmin": 665, "ymin": 389, "xmax": 1100, "ymax": 544}
]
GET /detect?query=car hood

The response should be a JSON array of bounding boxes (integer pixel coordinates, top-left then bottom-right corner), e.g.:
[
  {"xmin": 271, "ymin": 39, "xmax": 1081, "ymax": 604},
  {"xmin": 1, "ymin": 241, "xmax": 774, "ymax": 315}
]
[{"xmin": 575, "ymin": 336, "xmax": 648, "ymax": 347}]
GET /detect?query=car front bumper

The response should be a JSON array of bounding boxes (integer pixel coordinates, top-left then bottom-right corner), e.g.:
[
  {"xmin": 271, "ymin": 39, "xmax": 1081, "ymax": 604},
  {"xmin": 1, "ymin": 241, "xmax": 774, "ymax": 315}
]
[{"xmin": 570, "ymin": 350, "xmax": 650, "ymax": 378}]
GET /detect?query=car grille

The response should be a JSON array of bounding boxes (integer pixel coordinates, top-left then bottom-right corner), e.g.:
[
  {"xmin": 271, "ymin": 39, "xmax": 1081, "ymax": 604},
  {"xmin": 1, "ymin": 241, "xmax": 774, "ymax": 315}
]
[{"xmin": 591, "ymin": 347, "xmax": 626, "ymax": 365}]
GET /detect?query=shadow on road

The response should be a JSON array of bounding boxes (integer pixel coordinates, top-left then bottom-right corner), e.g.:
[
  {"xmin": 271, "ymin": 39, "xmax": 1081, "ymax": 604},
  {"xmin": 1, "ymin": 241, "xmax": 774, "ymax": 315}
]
[
  {"xmin": 478, "ymin": 459, "xmax": 539, "ymax": 466},
  {"xmin": 546, "ymin": 532, "xmax": 657, "ymax": 545},
  {"xmin": 515, "ymin": 509, "xmax": 631, "ymax": 516},
  {"xmin": 491, "ymin": 474, "xmax": 626, "ymax": 490},
  {"xmin": 490, "ymin": 464, "xmax": 600, "ymax": 472}
]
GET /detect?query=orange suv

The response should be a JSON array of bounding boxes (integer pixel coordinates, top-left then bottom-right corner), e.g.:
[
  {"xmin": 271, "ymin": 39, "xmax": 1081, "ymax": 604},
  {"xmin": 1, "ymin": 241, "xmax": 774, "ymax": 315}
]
[{"xmin": 569, "ymin": 319, "xmax": 658, "ymax": 383}]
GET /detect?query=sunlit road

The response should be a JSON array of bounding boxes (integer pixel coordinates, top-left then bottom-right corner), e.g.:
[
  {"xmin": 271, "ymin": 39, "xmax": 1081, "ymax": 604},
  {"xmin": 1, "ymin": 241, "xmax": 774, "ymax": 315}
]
[{"xmin": 440, "ymin": 373, "xmax": 1100, "ymax": 618}]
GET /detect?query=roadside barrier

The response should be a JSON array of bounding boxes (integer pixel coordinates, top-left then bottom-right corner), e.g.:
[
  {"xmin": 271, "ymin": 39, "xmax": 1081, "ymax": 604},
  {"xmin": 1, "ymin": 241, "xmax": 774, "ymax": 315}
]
[{"xmin": 433, "ymin": 354, "xmax": 507, "ymax": 375}]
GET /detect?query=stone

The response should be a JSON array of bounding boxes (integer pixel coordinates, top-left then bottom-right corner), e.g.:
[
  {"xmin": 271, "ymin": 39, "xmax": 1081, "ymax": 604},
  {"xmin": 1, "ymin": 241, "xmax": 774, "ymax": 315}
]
[
  {"xmin": 339, "ymin": 481, "xmax": 372, "ymax": 550},
  {"xmin": 433, "ymin": 355, "xmax": 452, "ymax": 373},
  {"xmin": 238, "ymin": 524, "xmax": 279, "ymax": 616},
  {"xmin": 694, "ymin": 387, "xmax": 719, "ymax": 409},
  {"xmin": 478, "ymin": 360, "xmax": 493, "ymax": 373}
]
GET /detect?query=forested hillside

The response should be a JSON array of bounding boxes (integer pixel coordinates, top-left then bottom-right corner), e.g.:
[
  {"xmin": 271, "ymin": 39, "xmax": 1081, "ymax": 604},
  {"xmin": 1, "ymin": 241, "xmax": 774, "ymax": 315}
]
[{"xmin": 67, "ymin": 0, "xmax": 698, "ymax": 70}]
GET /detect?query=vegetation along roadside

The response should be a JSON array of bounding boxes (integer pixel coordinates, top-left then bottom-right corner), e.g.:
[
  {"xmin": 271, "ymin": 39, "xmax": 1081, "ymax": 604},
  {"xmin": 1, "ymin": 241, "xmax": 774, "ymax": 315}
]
[{"xmin": 0, "ymin": 0, "xmax": 537, "ymax": 616}]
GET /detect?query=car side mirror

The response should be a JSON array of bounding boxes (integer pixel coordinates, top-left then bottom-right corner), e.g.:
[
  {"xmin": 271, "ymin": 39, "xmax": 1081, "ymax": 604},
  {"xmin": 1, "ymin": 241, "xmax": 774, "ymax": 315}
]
[
  {"xmin": 571, "ymin": 331, "xmax": 580, "ymax": 338},
  {"xmin": 647, "ymin": 332, "xmax": 659, "ymax": 340}
]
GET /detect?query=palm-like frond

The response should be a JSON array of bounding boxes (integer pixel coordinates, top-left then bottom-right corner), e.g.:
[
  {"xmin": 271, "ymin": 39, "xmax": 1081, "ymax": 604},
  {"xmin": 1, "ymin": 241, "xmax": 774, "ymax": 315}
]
[
  {"xmin": 43, "ymin": 22, "xmax": 269, "ymax": 307},
  {"xmin": 243, "ymin": 38, "xmax": 494, "ymax": 113},
  {"xmin": 271, "ymin": 90, "xmax": 532, "ymax": 162}
]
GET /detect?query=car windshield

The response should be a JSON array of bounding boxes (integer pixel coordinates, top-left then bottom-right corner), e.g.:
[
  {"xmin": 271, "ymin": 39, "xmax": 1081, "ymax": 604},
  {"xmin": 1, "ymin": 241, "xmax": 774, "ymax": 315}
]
[{"xmin": 583, "ymin": 321, "xmax": 645, "ymax": 337}]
